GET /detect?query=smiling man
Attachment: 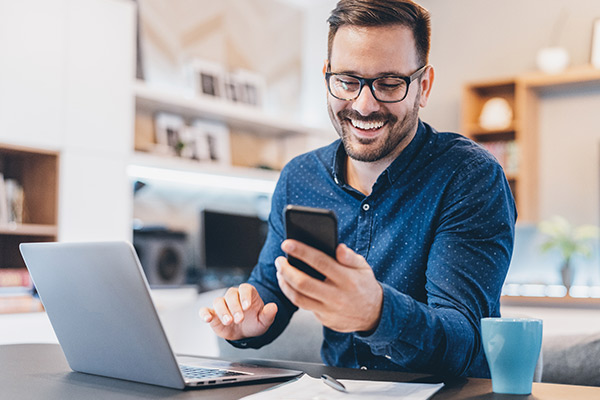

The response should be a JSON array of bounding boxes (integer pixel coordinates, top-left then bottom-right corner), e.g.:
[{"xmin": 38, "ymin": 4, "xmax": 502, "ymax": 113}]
[{"xmin": 200, "ymin": 0, "xmax": 517, "ymax": 378}]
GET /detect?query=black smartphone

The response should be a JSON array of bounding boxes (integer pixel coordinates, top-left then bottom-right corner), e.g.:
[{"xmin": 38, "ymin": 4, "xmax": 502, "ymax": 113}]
[{"xmin": 283, "ymin": 205, "xmax": 338, "ymax": 281}]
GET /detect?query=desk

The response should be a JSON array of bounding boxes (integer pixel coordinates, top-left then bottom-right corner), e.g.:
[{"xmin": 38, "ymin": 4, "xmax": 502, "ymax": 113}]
[{"xmin": 3, "ymin": 343, "xmax": 600, "ymax": 399}]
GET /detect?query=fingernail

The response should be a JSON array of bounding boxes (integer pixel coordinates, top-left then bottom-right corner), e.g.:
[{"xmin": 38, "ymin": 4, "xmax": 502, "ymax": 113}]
[
  {"xmin": 201, "ymin": 313, "xmax": 211, "ymax": 322},
  {"xmin": 233, "ymin": 312, "xmax": 243, "ymax": 323},
  {"xmin": 275, "ymin": 258, "xmax": 281, "ymax": 271},
  {"xmin": 242, "ymin": 300, "xmax": 250, "ymax": 310},
  {"xmin": 221, "ymin": 314, "xmax": 231, "ymax": 324},
  {"xmin": 282, "ymin": 240, "xmax": 294, "ymax": 252}
]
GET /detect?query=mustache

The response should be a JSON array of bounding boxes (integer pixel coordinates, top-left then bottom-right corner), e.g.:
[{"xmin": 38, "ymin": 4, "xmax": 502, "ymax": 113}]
[{"xmin": 337, "ymin": 109, "xmax": 397, "ymax": 124}]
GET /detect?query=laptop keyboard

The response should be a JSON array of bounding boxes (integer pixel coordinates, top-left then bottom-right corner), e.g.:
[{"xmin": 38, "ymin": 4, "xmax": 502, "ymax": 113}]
[{"xmin": 179, "ymin": 365, "xmax": 248, "ymax": 380}]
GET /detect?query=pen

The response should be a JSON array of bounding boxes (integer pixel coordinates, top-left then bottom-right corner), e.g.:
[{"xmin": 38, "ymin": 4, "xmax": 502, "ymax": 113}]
[{"xmin": 321, "ymin": 374, "xmax": 347, "ymax": 393}]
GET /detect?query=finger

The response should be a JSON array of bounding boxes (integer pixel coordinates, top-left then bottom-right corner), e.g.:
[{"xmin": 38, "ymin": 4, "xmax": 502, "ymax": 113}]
[
  {"xmin": 224, "ymin": 287, "xmax": 245, "ymax": 324},
  {"xmin": 198, "ymin": 307, "xmax": 215, "ymax": 323},
  {"xmin": 276, "ymin": 265, "xmax": 324, "ymax": 311},
  {"xmin": 275, "ymin": 256, "xmax": 326, "ymax": 297},
  {"xmin": 213, "ymin": 296, "xmax": 233, "ymax": 326},
  {"xmin": 258, "ymin": 302, "xmax": 278, "ymax": 328},
  {"xmin": 276, "ymin": 256, "xmax": 328, "ymax": 298},
  {"xmin": 281, "ymin": 239, "xmax": 337, "ymax": 278},
  {"xmin": 238, "ymin": 283, "xmax": 255, "ymax": 311},
  {"xmin": 336, "ymin": 243, "xmax": 369, "ymax": 269}
]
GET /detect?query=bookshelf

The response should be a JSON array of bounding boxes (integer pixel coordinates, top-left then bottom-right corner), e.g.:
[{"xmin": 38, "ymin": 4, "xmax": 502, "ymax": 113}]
[
  {"xmin": 462, "ymin": 66, "xmax": 600, "ymax": 222},
  {"xmin": 0, "ymin": 143, "xmax": 59, "ymax": 310},
  {"xmin": 132, "ymin": 80, "xmax": 334, "ymax": 175}
]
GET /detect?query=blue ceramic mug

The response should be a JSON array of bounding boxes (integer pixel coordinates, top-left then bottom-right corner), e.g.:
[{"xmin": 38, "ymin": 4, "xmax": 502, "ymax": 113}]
[{"xmin": 481, "ymin": 317, "xmax": 543, "ymax": 395}]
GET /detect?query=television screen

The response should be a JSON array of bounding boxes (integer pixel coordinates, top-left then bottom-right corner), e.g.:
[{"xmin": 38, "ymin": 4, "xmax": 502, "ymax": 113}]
[{"xmin": 201, "ymin": 210, "xmax": 268, "ymax": 270}]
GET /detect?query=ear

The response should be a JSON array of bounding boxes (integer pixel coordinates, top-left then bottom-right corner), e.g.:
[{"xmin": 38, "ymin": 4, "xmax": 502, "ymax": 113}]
[
  {"xmin": 323, "ymin": 60, "xmax": 330, "ymax": 95},
  {"xmin": 418, "ymin": 65, "xmax": 434, "ymax": 108}
]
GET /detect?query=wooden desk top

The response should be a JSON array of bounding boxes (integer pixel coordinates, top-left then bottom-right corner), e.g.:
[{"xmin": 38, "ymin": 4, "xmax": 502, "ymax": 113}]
[{"xmin": 2, "ymin": 343, "xmax": 600, "ymax": 399}]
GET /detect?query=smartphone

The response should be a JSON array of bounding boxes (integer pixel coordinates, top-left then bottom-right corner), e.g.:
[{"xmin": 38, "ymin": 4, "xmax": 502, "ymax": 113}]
[{"xmin": 284, "ymin": 205, "xmax": 338, "ymax": 281}]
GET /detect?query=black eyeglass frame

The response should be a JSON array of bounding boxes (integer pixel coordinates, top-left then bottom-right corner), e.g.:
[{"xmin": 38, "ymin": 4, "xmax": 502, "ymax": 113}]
[{"xmin": 325, "ymin": 64, "xmax": 429, "ymax": 103}]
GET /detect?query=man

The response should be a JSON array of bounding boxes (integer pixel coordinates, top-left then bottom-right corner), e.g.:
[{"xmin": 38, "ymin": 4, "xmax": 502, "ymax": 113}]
[{"xmin": 200, "ymin": 0, "xmax": 516, "ymax": 378}]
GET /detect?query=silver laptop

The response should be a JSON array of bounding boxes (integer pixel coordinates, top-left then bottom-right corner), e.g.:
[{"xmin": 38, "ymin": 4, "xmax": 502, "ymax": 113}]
[{"xmin": 19, "ymin": 241, "xmax": 301, "ymax": 389}]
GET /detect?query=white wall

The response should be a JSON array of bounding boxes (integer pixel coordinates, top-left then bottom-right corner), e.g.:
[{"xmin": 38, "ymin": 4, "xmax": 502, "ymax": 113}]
[{"xmin": 0, "ymin": 0, "xmax": 136, "ymax": 241}]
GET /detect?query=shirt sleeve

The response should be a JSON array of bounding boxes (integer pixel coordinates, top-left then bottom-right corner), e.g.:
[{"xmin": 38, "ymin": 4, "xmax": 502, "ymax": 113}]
[
  {"xmin": 354, "ymin": 156, "xmax": 516, "ymax": 376},
  {"xmin": 228, "ymin": 165, "xmax": 299, "ymax": 349}
]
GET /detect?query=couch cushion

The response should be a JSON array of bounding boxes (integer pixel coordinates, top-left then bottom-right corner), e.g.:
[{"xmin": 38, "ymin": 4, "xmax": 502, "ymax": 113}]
[{"xmin": 542, "ymin": 332, "xmax": 600, "ymax": 386}]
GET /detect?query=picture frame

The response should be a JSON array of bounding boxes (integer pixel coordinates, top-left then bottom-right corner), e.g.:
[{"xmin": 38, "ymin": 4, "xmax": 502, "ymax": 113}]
[
  {"xmin": 592, "ymin": 19, "xmax": 600, "ymax": 68},
  {"xmin": 190, "ymin": 59, "xmax": 226, "ymax": 99},
  {"xmin": 154, "ymin": 112, "xmax": 185, "ymax": 156},
  {"xmin": 192, "ymin": 119, "xmax": 231, "ymax": 165},
  {"xmin": 228, "ymin": 69, "xmax": 266, "ymax": 107}
]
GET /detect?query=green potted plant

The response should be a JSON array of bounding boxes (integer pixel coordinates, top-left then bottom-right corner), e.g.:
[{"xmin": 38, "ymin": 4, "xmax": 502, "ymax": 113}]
[{"xmin": 538, "ymin": 216, "xmax": 599, "ymax": 293}]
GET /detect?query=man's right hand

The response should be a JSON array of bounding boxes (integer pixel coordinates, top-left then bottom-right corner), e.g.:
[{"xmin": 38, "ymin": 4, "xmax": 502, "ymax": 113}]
[{"xmin": 199, "ymin": 283, "xmax": 278, "ymax": 341}]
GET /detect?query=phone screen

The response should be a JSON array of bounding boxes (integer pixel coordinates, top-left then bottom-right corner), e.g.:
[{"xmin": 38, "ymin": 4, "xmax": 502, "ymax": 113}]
[{"xmin": 284, "ymin": 205, "xmax": 338, "ymax": 281}]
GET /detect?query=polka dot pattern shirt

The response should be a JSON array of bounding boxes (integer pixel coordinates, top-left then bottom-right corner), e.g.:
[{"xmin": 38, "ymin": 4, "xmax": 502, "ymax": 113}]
[{"xmin": 234, "ymin": 120, "xmax": 517, "ymax": 378}]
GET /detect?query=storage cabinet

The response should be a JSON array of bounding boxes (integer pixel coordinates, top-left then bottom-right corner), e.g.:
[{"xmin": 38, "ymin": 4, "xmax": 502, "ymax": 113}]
[
  {"xmin": 462, "ymin": 79, "xmax": 518, "ymax": 199},
  {"xmin": 0, "ymin": 143, "xmax": 59, "ymax": 269},
  {"xmin": 462, "ymin": 66, "xmax": 600, "ymax": 222}
]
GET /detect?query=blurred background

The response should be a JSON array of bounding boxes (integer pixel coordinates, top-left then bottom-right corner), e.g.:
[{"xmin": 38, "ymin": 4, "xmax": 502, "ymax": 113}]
[{"xmin": 1, "ymin": 0, "xmax": 600, "ymax": 303}]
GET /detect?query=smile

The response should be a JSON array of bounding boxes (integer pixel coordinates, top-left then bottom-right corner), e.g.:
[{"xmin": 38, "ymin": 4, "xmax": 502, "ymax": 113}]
[{"xmin": 350, "ymin": 119, "xmax": 385, "ymax": 130}]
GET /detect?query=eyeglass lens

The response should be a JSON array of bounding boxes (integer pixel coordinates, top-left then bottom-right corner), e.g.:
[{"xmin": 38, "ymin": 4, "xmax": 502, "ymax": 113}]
[{"xmin": 328, "ymin": 75, "xmax": 408, "ymax": 102}]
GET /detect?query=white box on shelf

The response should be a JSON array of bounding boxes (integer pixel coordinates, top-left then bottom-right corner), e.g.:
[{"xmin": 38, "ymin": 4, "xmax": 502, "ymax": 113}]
[
  {"xmin": 228, "ymin": 69, "xmax": 267, "ymax": 108},
  {"xmin": 154, "ymin": 112, "xmax": 185, "ymax": 156},
  {"xmin": 192, "ymin": 120, "xmax": 231, "ymax": 165},
  {"xmin": 190, "ymin": 59, "xmax": 227, "ymax": 100}
]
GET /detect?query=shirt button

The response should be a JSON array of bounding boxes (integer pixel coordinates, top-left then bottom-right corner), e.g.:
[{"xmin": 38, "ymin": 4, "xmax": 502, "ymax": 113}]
[
  {"xmin": 360, "ymin": 366, "xmax": 367, "ymax": 370},
  {"xmin": 385, "ymin": 355, "xmax": 392, "ymax": 360},
  {"xmin": 362, "ymin": 203, "xmax": 370, "ymax": 211}
]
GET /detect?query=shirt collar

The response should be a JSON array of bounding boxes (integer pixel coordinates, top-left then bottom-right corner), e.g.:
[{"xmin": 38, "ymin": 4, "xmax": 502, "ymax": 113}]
[{"xmin": 331, "ymin": 119, "xmax": 429, "ymax": 188}]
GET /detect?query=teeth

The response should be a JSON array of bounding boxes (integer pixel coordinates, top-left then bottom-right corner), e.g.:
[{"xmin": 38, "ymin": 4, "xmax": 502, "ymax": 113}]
[{"xmin": 350, "ymin": 119, "xmax": 384, "ymax": 130}]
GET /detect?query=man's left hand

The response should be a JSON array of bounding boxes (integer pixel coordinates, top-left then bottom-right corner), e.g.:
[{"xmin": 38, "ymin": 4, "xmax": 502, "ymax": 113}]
[{"xmin": 275, "ymin": 240, "xmax": 383, "ymax": 333}]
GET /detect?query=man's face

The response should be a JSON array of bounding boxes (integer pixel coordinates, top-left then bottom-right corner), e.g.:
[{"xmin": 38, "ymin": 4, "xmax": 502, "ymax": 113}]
[{"xmin": 327, "ymin": 25, "xmax": 430, "ymax": 163}]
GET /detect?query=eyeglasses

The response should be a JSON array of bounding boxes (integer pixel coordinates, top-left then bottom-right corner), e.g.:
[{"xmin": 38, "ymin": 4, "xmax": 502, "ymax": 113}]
[{"xmin": 325, "ymin": 65, "xmax": 428, "ymax": 103}]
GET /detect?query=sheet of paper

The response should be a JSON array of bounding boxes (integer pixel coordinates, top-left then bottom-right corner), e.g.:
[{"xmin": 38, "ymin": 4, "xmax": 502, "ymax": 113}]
[{"xmin": 241, "ymin": 374, "xmax": 444, "ymax": 400}]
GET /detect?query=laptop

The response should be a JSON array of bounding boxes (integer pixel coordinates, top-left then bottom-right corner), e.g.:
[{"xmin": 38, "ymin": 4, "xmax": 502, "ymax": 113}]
[{"xmin": 19, "ymin": 241, "xmax": 302, "ymax": 389}]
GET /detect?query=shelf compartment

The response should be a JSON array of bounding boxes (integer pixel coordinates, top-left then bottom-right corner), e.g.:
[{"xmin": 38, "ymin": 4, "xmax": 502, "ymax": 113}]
[{"xmin": 134, "ymin": 80, "xmax": 310, "ymax": 138}]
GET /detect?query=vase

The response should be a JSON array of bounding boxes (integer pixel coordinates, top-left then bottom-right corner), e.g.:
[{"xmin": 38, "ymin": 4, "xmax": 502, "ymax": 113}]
[{"xmin": 560, "ymin": 259, "xmax": 573, "ymax": 294}]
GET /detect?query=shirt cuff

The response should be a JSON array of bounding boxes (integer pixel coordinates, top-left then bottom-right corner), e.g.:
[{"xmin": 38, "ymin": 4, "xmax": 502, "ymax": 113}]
[
  {"xmin": 227, "ymin": 336, "xmax": 264, "ymax": 349},
  {"xmin": 354, "ymin": 282, "xmax": 413, "ymax": 346}
]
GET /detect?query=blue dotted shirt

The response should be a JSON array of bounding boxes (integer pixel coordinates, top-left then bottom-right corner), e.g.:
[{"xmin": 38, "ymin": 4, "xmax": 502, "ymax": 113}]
[{"xmin": 237, "ymin": 120, "xmax": 516, "ymax": 378}]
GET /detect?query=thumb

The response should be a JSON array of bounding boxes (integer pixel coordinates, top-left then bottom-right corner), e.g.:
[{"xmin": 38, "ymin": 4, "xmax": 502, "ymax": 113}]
[{"xmin": 258, "ymin": 302, "xmax": 278, "ymax": 328}]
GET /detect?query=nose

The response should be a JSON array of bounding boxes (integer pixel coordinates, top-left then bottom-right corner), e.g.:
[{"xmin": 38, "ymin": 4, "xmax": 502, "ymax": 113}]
[{"xmin": 352, "ymin": 84, "xmax": 381, "ymax": 116}]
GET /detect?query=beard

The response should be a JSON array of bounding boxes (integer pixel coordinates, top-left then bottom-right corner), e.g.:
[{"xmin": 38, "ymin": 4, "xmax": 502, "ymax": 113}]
[{"xmin": 328, "ymin": 94, "xmax": 421, "ymax": 163}]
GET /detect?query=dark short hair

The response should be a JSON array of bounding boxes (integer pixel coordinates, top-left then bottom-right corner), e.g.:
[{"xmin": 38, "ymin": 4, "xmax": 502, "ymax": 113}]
[{"xmin": 327, "ymin": 0, "xmax": 431, "ymax": 67}]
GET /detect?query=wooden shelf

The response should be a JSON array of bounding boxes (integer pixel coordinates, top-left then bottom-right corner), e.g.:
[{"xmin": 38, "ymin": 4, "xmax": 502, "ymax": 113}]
[
  {"xmin": 0, "ymin": 224, "xmax": 57, "ymax": 237},
  {"xmin": 518, "ymin": 65, "xmax": 600, "ymax": 89},
  {"xmin": 501, "ymin": 295, "xmax": 600, "ymax": 309},
  {"xmin": 129, "ymin": 151, "xmax": 279, "ymax": 193},
  {"xmin": 465, "ymin": 122, "xmax": 517, "ymax": 137},
  {"xmin": 134, "ymin": 80, "xmax": 327, "ymax": 138},
  {"xmin": 462, "ymin": 65, "xmax": 600, "ymax": 222}
]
